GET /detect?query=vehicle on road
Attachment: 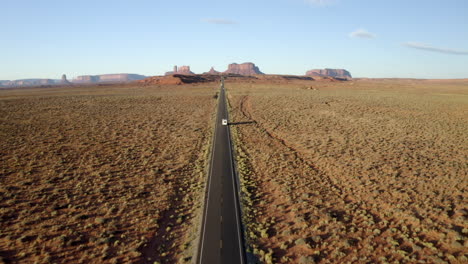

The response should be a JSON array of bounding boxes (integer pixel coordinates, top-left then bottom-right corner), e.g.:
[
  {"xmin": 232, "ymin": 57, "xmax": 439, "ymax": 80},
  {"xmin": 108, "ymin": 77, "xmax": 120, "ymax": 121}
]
[{"xmin": 222, "ymin": 119, "xmax": 228, "ymax": 125}]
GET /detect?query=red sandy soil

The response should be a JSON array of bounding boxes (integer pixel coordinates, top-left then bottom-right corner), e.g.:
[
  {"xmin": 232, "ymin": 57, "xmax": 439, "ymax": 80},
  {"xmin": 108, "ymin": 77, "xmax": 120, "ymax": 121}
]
[
  {"xmin": 228, "ymin": 79, "xmax": 468, "ymax": 263},
  {"xmin": 138, "ymin": 74, "xmax": 344, "ymax": 86},
  {"xmin": 0, "ymin": 83, "xmax": 216, "ymax": 264}
]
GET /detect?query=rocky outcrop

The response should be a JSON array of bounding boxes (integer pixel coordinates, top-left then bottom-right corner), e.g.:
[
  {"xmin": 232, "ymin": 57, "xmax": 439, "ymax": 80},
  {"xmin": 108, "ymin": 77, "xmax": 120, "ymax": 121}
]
[
  {"xmin": 1, "ymin": 73, "xmax": 146, "ymax": 87},
  {"xmin": 0, "ymin": 79, "xmax": 56, "ymax": 87},
  {"xmin": 224, "ymin": 62, "xmax": 264, "ymax": 75},
  {"xmin": 61, "ymin": 74, "xmax": 71, "ymax": 85},
  {"xmin": 306, "ymin": 69, "xmax": 352, "ymax": 80},
  {"xmin": 256, "ymin": 75, "xmax": 314, "ymax": 82},
  {"xmin": 139, "ymin": 74, "xmax": 219, "ymax": 85},
  {"xmin": 73, "ymin": 74, "xmax": 146, "ymax": 83},
  {"xmin": 74, "ymin": 75, "xmax": 99, "ymax": 83},
  {"xmin": 177, "ymin": 66, "xmax": 194, "ymax": 75},
  {"xmin": 165, "ymin": 66, "xmax": 194, "ymax": 76},
  {"xmin": 203, "ymin": 67, "xmax": 221, "ymax": 75}
]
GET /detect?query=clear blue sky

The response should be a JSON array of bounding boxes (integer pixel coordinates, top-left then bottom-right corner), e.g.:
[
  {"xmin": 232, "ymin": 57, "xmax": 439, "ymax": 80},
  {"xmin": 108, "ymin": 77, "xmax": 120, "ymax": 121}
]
[{"xmin": 1, "ymin": 0, "xmax": 467, "ymax": 80}]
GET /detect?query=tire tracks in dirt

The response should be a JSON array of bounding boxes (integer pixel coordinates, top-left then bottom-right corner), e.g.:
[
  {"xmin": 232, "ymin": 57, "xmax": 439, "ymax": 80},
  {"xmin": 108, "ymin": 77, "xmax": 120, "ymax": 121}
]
[
  {"xmin": 239, "ymin": 96, "xmax": 427, "ymax": 223},
  {"xmin": 239, "ymin": 95, "xmax": 345, "ymax": 200},
  {"xmin": 231, "ymin": 95, "xmax": 405, "ymax": 262},
  {"xmin": 139, "ymin": 131, "xmax": 210, "ymax": 264}
]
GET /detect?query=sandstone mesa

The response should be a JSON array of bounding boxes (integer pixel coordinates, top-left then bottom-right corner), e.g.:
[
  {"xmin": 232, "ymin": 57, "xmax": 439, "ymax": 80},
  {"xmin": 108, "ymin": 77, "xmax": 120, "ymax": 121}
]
[{"xmin": 306, "ymin": 68, "xmax": 352, "ymax": 80}]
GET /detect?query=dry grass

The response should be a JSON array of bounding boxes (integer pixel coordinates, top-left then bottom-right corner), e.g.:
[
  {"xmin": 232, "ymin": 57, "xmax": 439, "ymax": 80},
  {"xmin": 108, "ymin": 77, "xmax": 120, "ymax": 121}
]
[
  {"xmin": 0, "ymin": 83, "xmax": 216, "ymax": 263},
  {"xmin": 227, "ymin": 79, "xmax": 468, "ymax": 263}
]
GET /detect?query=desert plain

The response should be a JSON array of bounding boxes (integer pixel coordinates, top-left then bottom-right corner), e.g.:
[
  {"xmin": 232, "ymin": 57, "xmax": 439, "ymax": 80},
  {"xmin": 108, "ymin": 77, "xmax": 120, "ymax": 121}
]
[
  {"xmin": 0, "ymin": 84, "xmax": 216, "ymax": 263},
  {"xmin": 227, "ymin": 78, "xmax": 467, "ymax": 263},
  {"xmin": 0, "ymin": 77, "xmax": 467, "ymax": 264}
]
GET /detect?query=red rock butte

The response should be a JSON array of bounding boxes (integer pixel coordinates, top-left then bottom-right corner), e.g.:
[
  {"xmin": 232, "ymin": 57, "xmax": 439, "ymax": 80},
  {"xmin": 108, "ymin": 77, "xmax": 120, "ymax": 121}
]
[
  {"xmin": 224, "ymin": 62, "xmax": 264, "ymax": 75},
  {"xmin": 306, "ymin": 69, "xmax": 352, "ymax": 80},
  {"xmin": 165, "ymin": 66, "xmax": 195, "ymax": 76},
  {"xmin": 204, "ymin": 67, "xmax": 221, "ymax": 75}
]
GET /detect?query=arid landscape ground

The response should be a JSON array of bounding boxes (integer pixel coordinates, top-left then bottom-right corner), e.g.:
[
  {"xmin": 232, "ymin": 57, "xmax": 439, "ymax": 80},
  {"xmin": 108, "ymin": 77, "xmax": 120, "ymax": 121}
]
[
  {"xmin": 1, "ymin": 77, "xmax": 467, "ymax": 264},
  {"xmin": 227, "ymin": 79, "xmax": 467, "ymax": 263},
  {"xmin": 0, "ymin": 84, "xmax": 216, "ymax": 263}
]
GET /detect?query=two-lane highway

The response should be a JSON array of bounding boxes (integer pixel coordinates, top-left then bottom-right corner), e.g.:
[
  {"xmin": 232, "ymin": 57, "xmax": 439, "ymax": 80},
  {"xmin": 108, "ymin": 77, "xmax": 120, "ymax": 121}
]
[{"xmin": 197, "ymin": 81, "xmax": 246, "ymax": 264}]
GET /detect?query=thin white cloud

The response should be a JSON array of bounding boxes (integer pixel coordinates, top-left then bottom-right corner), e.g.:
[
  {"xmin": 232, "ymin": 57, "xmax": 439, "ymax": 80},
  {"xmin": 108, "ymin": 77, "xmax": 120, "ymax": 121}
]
[
  {"xmin": 403, "ymin": 42, "xmax": 468, "ymax": 55},
  {"xmin": 304, "ymin": 0, "xmax": 334, "ymax": 5},
  {"xmin": 349, "ymin": 28, "xmax": 376, "ymax": 39},
  {"xmin": 202, "ymin": 18, "xmax": 236, "ymax": 25}
]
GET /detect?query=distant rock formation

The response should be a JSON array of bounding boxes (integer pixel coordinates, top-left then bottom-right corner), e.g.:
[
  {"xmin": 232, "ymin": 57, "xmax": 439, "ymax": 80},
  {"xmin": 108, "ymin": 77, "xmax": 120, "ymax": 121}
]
[
  {"xmin": 177, "ymin": 66, "xmax": 194, "ymax": 75},
  {"xmin": 61, "ymin": 74, "xmax": 71, "ymax": 85},
  {"xmin": 0, "ymin": 79, "xmax": 56, "ymax": 87},
  {"xmin": 74, "ymin": 75, "xmax": 99, "ymax": 83},
  {"xmin": 165, "ymin": 65, "xmax": 194, "ymax": 76},
  {"xmin": 224, "ymin": 62, "xmax": 264, "ymax": 75},
  {"xmin": 1, "ymin": 73, "xmax": 147, "ymax": 87},
  {"xmin": 73, "ymin": 74, "xmax": 146, "ymax": 84},
  {"xmin": 306, "ymin": 69, "xmax": 352, "ymax": 80},
  {"xmin": 203, "ymin": 67, "xmax": 221, "ymax": 75},
  {"xmin": 139, "ymin": 74, "xmax": 219, "ymax": 85}
]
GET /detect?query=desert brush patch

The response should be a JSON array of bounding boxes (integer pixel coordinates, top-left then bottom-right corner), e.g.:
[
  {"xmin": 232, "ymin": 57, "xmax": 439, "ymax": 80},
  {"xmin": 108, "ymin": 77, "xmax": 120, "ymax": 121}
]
[
  {"xmin": 0, "ymin": 84, "xmax": 216, "ymax": 263},
  {"xmin": 228, "ymin": 79, "xmax": 467, "ymax": 264}
]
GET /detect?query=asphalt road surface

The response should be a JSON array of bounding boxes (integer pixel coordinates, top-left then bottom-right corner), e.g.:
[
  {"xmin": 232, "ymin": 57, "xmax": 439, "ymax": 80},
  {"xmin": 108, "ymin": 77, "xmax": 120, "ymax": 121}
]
[{"xmin": 197, "ymin": 82, "xmax": 246, "ymax": 264}]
